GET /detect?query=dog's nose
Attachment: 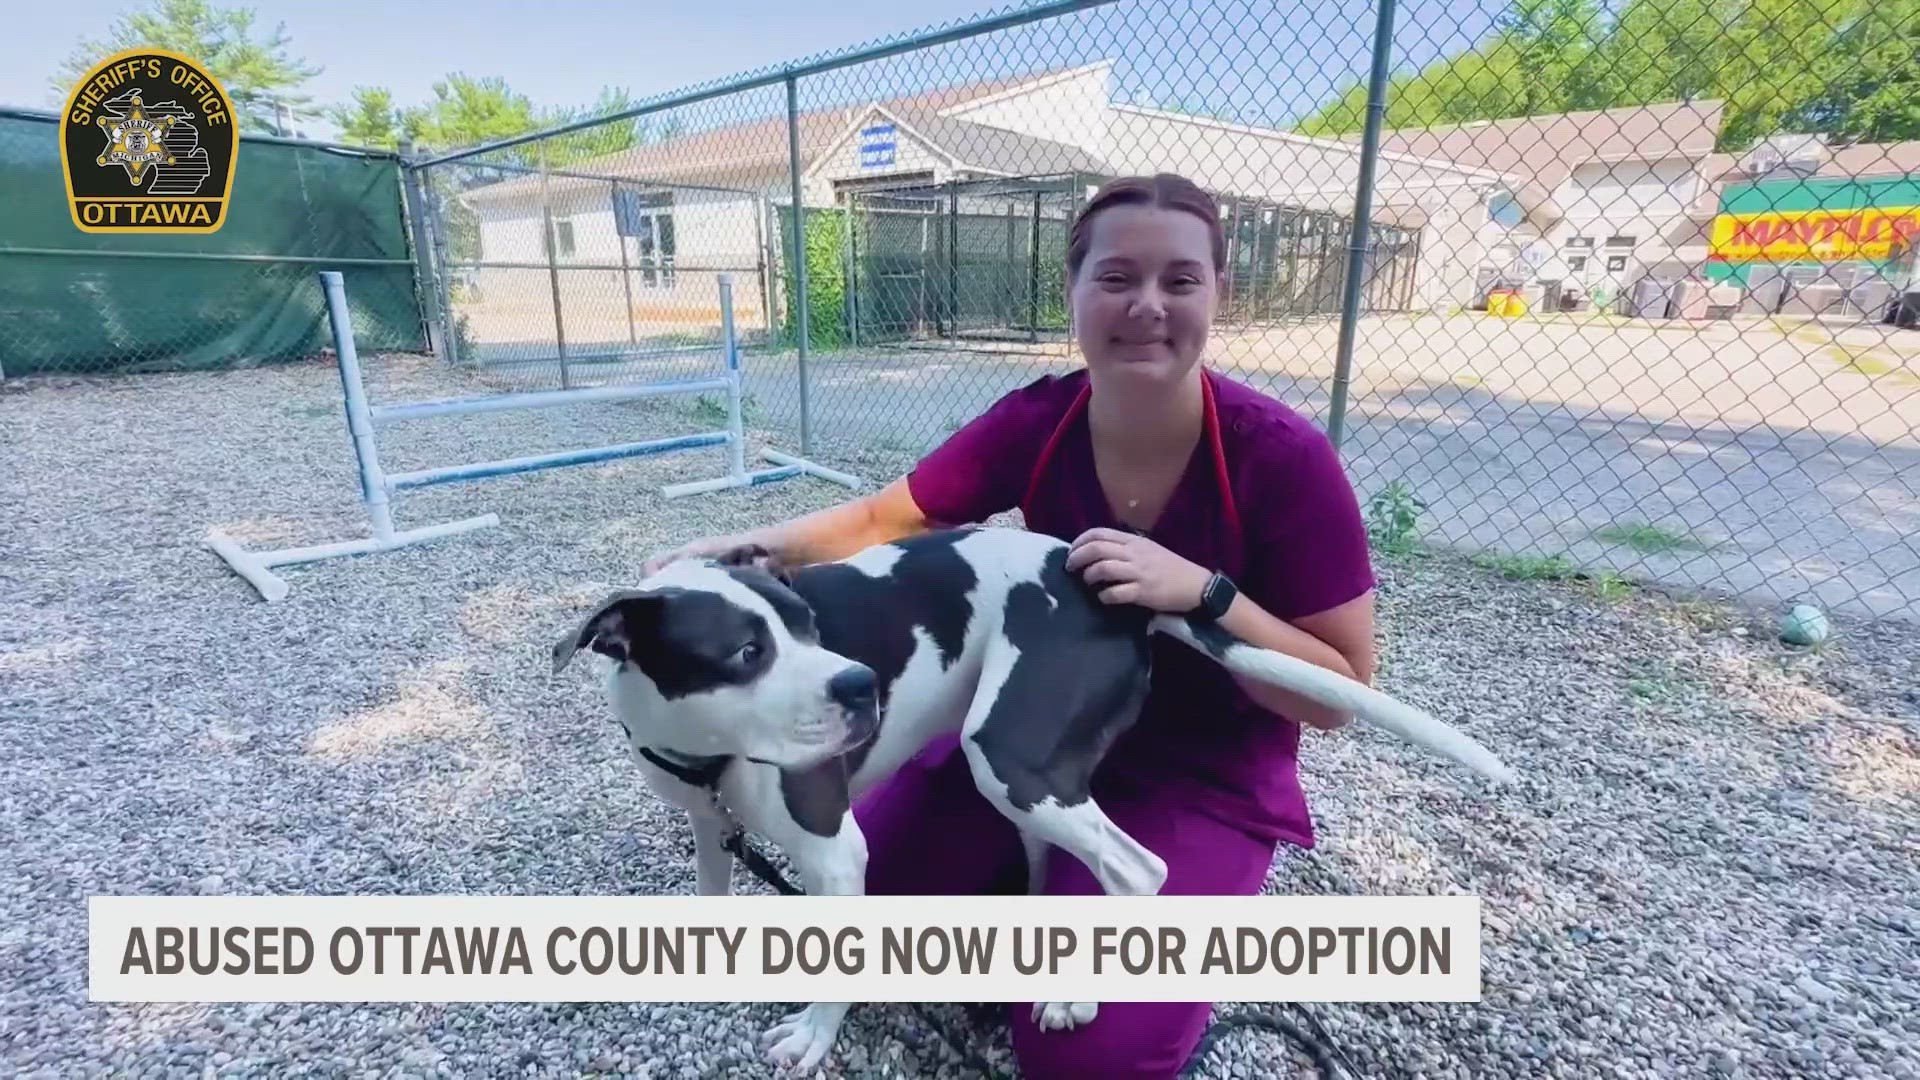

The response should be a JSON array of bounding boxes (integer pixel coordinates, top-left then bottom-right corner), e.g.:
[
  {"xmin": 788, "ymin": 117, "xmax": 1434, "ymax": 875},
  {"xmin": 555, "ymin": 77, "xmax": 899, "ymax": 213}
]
[{"xmin": 829, "ymin": 666, "xmax": 878, "ymax": 710}]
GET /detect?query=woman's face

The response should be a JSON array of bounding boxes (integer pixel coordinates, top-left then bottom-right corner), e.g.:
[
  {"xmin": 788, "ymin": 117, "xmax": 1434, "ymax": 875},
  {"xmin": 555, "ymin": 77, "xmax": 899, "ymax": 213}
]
[{"xmin": 1067, "ymin": 203, "xmax": 1220, "ymax": 387}]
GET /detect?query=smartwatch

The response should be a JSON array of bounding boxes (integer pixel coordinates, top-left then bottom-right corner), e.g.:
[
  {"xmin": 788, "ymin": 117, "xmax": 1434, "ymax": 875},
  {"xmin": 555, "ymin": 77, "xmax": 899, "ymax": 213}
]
[{"xmin": 1191, "ymin": 571, "xmax": 1238, "ymax": 622}]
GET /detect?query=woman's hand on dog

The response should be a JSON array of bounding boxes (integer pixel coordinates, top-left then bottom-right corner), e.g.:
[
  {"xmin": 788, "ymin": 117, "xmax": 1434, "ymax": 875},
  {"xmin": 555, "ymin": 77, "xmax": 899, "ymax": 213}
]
[
  {"xmin": 1064, "ymin": 528, "xmax": 1211, "ymax": 612},
  {"xmin": 641, "ymin": 533, "xmax": 771, "ymax": 577}
]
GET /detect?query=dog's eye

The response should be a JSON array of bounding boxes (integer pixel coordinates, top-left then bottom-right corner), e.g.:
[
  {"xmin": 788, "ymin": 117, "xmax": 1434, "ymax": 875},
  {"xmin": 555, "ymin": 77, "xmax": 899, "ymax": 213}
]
[{"xmin": 734, "ymin": 641, "xmax": 762, "ymax": 664}]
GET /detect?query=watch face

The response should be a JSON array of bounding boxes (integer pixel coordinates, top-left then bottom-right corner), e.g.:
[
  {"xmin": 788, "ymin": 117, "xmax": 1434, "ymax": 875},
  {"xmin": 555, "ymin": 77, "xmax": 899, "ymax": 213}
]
[{"xmin": 1202, "ymin": 573, "xmax": 1234, "ymax": 617}]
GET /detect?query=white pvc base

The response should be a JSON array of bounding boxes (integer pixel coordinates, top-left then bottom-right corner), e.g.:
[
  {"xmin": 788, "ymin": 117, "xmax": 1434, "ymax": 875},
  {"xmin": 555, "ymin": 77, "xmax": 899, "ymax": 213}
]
[
  {"xmin": 207, "ymin": 513, "xmax": 499, "ymax": 603},
  {"xmin": 660, "ymin": 448, "xmax": 866, "ymax": 500}
]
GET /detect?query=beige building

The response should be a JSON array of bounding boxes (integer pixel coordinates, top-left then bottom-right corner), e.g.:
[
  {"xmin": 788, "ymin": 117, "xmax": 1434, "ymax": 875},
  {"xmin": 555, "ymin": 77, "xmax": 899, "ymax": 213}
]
[
  {"xmin": 451, "ymin": 62, "xmax": 1517, "ymax": 353},
  {"xmin": 1356, "ymin": 100, "xmax": 1730, "ymax": 311}
]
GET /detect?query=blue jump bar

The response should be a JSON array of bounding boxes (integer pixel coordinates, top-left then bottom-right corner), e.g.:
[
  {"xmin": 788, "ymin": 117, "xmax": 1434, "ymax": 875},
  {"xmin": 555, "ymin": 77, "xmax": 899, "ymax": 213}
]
[
  {"xmin": 747, "ymin": 465, "xmax": 804, "ymax": 486},
  {"xmin": 372, "ymin": 377, "xmax": 730, "ymax": 423},
  {"xmin": 387, "ymin": 431, "xmax": 731, "ymax": 490}
]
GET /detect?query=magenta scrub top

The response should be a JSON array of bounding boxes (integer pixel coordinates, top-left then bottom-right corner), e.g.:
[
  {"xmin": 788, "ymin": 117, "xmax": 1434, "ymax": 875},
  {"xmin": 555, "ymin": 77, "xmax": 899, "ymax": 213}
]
[{"xmin": 905, "ymin": 366, "xmax": 1377, "ymax": 848}]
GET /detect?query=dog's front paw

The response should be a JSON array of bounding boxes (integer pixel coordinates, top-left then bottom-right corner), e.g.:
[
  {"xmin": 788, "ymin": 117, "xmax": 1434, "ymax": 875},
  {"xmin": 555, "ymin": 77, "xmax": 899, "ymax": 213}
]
[
  {"xmin": 1030, "ymin": 1001, "xmax": 1099, "ymax": 1031},
  {"xmin": 760, "ymin": 1003, "xmax": 846, "ymax": 1072}
]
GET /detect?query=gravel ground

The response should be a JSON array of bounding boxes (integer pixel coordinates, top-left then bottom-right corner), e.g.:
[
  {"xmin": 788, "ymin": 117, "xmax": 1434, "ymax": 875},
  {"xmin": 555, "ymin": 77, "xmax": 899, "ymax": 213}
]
[{"xmin": 2, "ymin": 353, "xmax": 1916, "ymax": 1079}]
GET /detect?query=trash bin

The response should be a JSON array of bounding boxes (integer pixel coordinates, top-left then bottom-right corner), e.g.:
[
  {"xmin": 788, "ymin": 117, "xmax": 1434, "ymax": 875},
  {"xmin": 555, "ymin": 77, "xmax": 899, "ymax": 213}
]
[
  {"xmin": 1484, "ymin": 288, "xmax": 1528, "ymax": 317},
  {"xmin": 1627, "ymin": 276, "xmax": 1672, "ymax": 318},
  {"xmin": 1887, "ymin": 290, "xmax": 1920, "ymax": 329},
  {"xmin": 1669, "ymin": 277, "xmax": 1711, "ymax": 320}
]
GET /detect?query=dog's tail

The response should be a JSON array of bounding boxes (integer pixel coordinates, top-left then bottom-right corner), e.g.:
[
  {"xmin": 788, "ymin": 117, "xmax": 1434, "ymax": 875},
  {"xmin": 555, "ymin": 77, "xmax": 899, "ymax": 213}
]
[{"xmin": 1149, "ymin": 614, "xmax": 1517, "ymax": 785}]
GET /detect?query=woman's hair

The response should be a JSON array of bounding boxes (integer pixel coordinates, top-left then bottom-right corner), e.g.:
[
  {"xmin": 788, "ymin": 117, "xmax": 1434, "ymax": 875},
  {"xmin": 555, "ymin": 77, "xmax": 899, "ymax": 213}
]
[{"xmin": 1064, "ymin": 172, "xmax": 1227, "ymax": 278}]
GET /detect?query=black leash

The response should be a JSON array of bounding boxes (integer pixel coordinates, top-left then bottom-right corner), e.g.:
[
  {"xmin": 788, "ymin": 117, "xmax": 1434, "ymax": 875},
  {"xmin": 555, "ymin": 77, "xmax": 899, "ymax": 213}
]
[
  {"xmin": 722, "ymin": 823, "xmax": 1358, "ymax": 1078},
  {"xmin": 1178, "ymin": 1003, "xmax": 1360, "ymax": 1079},
  {"xmin": 654, "ymin": 750, "xmax": 1357, "ymax": 1078},
  {"xmin": 639, "ymin": 747, "xmax": 808, "ymax": 898},
  {"xmin": 720, "ymin": 826, "xmax": 804, "ymax": 896}
]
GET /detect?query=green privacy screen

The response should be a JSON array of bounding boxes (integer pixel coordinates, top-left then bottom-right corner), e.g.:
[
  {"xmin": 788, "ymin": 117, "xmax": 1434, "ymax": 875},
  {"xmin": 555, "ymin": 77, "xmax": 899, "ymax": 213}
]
[{"xmin": 0, "ymin": 111, "xmax": 425, "ymax": 376}]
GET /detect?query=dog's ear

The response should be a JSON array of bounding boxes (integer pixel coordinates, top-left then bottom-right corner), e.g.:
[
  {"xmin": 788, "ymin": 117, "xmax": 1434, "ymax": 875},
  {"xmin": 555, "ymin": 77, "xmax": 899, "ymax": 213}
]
[{"xmin": 552, "ymin": 590, "xmax": 663, "ymax": 674}]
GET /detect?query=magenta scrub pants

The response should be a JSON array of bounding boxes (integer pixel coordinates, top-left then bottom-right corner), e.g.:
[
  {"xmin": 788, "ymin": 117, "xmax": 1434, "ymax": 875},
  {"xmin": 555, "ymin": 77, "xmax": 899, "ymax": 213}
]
[{"xmin": 852, "ymin": 737, "xmax": 1280, "ymax": 1080}]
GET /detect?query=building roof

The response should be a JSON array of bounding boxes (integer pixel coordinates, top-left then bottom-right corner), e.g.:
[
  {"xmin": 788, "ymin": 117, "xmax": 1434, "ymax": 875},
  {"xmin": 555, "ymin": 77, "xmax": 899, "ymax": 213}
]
[
  {"xmin": 1358, "ymin": 100, "xmax": 1724, "ymax": 171},
  {"xmin": 886, "ymin": 107, "xmax": 1108, "ymax": 176},
  {"xmin": 1348, "ymin": 100, "xmax": 1728, "ymax": 229},
  {"xmin": 1818, "ymin": 140, "xmax": 1920, "ymax": 180},
  {"xmin": 1681, "ymin": 138, "xmax": 1920, "ymax": 218},
  {"xmin": 458, "ymin": 67, "xmax": 1102, "ymax": 205}
]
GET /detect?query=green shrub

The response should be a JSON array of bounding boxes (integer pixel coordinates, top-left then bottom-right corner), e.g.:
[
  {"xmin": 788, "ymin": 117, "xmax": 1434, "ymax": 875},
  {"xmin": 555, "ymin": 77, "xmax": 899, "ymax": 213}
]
[{"xmin": 777, "ymin": 207, "xmax": 850, "ymax": 349}]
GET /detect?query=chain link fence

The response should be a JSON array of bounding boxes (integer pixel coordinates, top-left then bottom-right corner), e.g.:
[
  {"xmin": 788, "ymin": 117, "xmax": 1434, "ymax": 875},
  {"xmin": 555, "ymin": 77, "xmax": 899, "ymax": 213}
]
[
  {"xmin": 7, "ymin": 0, "xmax": 1917, "ymax": 623},
  {"xmin": 0, "ymin": 108, "xmax": 425, "ymax": 378}
]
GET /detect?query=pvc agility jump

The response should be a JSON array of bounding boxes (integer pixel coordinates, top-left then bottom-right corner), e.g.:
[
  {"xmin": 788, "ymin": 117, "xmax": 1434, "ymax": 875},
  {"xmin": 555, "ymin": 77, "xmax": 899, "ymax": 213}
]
[{"xmin": 209, "ymin": 270, "xmax": 863, "ymax": 602}]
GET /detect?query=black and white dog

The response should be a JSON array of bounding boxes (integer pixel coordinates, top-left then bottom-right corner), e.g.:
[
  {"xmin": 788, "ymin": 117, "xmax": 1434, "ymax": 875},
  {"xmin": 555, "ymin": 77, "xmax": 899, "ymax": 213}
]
[{"xmin": 551, "ymin": 525, "xmax": 1514, "ymax": 1071}]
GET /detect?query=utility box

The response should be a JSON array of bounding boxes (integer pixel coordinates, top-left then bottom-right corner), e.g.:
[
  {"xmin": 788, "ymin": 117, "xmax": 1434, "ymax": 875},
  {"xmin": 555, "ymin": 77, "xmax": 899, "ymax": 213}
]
[
  {"xmin": 1623, "ymin": 276, "xmax": 1673, "ymax": 318},
  {"xmin": 1669, "ymin": 277, "xmax": 1712, "ymax": 320}
]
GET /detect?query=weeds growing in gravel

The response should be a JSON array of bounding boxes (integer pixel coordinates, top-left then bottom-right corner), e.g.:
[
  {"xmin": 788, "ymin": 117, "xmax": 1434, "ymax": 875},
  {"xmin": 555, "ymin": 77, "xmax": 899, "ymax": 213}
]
[
  {"xmin": 866, "ymin": 433, "xmax": 925, "ymax": 454},
  {"xmin": 1468, "ymin": 550, "xmax": 1637, "ymax": 604},
  {"xmin": 1591, "ymin": 521, "xmax": 1708, "ymax": 555},
  {"xmin": 1366, "ymin": 479, "xmax": 1428, "ymax": 557},
  {"xmin": 1472, "ymin": 551, "xmax": 1579, "ymax": 580},
  {"xmin": 689, "ymin": 391, "xmax": 762, "ymax": 426}
]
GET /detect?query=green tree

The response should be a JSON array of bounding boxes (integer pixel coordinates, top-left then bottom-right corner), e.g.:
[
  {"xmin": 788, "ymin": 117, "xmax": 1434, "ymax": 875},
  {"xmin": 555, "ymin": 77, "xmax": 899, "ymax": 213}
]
[
  {"xmin": 1711, "ymin": 0, "xmax": 1860, "ymax": 149},
  {"xmin": 359, "ymin": 75, "xmax": 662, "ymax": 165},
  {"xmin": 534, "ymin": 86, "xmax": 678, "ymax": 167},
  {"xmin": 1294, "ymin": 0, "xmax": 1918, "ymax": 151},
  {"xmin": 1295, "ymin": 0, "xmax": 1604, "ymax": 134},
  {"xmin": 396, "ymin": 73, "xmax": 543, "ymax": 155},
  {"xmin": 328, "ymin": 86, "xmax": 399, "ymax": 150},
  {"xmin": 50, "ymin": 0, "xmax": 323, "ymax": 134},
  {"xmin": 1496, "ymin": 0, "xmax": 1609, "ymax": 114},
  {"xmin": 1792, "ymin": 0, "xmax": 1920, "ymax": 142},
  {"xmin": 1585, "ymin": 0, "xmax": 1732, "ymax": 106}
]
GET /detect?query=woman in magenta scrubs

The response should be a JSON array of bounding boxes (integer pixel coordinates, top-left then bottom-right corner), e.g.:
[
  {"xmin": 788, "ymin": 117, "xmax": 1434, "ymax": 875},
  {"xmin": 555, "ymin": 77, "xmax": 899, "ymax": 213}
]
[{"xmin": 647, "ymin": 173, "xmax": 1378, "ymax": 1078}]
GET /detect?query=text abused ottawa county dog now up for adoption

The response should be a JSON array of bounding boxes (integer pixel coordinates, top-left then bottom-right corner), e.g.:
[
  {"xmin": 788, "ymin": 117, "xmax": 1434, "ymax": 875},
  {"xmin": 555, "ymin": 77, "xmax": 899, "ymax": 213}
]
[{"xmin": 114, "ymin": 922, "xmax": 1458, "ymax": 980}]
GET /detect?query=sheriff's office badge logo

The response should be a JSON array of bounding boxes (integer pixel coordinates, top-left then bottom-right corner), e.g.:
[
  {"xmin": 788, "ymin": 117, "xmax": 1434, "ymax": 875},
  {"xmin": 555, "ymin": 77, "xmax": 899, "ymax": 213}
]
[{"xmin": 59, "ymin": 47, "xmax": 238, "ymax": 234}]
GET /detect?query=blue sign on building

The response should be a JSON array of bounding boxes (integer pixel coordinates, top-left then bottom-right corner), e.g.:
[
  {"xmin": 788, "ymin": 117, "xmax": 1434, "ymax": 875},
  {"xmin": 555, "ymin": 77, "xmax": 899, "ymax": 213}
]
[{"xmin": 858, "ymin": 122, "xmax": 897, "ymax": 169}]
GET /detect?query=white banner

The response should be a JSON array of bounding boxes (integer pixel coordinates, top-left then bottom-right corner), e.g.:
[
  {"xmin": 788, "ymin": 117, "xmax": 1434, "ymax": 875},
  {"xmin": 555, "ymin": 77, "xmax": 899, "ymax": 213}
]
[{"xmin": 90, "ymin": 894, "xmax": 1481, "ymax": 1003}]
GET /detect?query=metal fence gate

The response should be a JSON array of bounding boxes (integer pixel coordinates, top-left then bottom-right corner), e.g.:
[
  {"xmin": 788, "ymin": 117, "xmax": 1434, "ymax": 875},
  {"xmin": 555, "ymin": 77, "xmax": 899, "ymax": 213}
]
[{"xmin": 842, "ymin": 174, "xmax": 1084, "ymax": 347}]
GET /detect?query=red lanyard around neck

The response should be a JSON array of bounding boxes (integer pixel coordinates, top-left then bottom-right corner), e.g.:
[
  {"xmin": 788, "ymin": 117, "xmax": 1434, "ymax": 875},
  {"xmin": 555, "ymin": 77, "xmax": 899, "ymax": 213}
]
[{"xmin": 1020, "ymin": 370, "xmax": 1242, "ymax": 544}]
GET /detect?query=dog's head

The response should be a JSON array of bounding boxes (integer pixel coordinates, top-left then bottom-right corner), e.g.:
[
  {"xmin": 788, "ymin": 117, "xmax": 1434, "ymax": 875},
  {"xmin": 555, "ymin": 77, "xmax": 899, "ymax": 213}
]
[{"xmin": 552, "ymin": 555, "xmax": 879, "ymax": 770}]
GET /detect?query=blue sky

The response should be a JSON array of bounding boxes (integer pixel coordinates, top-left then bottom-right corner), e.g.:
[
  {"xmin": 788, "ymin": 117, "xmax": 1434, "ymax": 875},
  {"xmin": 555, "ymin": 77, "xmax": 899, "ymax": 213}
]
[{"xmin": 4, "ymin": 0, "xmax": 1502, "ymax": 141}]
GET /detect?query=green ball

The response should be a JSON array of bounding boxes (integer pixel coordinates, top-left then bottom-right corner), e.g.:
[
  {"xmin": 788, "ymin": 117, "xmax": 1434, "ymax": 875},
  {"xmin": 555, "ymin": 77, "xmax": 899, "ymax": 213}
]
[{"xmin": 1779, "ymin": 604, "xmax": 1830, "ymax": 646}]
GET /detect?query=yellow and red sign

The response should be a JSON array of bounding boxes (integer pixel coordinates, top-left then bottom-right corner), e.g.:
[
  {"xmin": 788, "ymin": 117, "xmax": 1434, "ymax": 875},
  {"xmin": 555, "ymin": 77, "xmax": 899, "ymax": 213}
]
[{"xmin": 1709, "ymin": 206, "xmax": 1919, "ymax": 263}]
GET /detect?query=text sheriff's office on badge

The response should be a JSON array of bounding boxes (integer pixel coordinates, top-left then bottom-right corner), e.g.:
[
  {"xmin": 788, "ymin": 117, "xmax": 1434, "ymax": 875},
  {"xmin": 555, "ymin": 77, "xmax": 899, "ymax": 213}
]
[{"xmin": 60, "ymin": 48, "xmax": 239, "ymax": 234}]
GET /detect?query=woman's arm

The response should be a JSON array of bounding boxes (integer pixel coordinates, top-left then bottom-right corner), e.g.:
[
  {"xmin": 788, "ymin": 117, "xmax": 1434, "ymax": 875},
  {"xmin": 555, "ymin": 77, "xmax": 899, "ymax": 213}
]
[
  {"xmin": 1063, "ymin": 527, "xmax": 1376, "ymax": 732},
  {"xmin": 646, "ymin": 378, "xmax": 1056, "ymax": 576},
  {"xmin": 1213, "ymin": 589, "xmax": 1376, "ymax": 731},
  {"xmin": 643, "ymin": 477, "xmax": 931, "ymax": 574},
  {"xmin": 741, "ymin": 478, "xmax": 932, "ymax": 566}
]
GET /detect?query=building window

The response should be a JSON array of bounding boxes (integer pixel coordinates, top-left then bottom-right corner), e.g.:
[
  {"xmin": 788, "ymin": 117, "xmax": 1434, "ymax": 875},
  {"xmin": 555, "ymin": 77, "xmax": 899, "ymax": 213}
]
[
  {"xmin": 1606, "ymin": 235, "xmax": 1636, "ymax": 248},
  {"xmin": 1566, "ymin": 236, "xmax": 1594, "ymax": 249},
  {"xmin": 1606, "ymin": 255, "xmax": 1629, "ymax": 272},
  {"xmin": 551, "ymin": 219, "xmax": 576, "ymax": 259},
  {"xmin": 1567, "ymin": 256, "xmax": 1588, "ymax": 271}
]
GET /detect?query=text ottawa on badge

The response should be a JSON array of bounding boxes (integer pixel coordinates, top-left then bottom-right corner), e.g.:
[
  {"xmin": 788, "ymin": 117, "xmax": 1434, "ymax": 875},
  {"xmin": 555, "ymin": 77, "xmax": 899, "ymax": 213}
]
[{"xmin": 60, "ymin": 48, "xmax": 239, "ymax": 234}]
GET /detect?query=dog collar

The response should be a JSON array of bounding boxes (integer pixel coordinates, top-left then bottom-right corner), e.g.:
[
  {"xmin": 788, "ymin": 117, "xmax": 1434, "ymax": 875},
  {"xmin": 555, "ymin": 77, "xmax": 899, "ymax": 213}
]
[
  {"xmin": 636, "ymin": 747, "xmax": 788, "ymax": 790},
  {"xmin": 637, "ymin": 747, "xmax": 731, "ymax": 789}
]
